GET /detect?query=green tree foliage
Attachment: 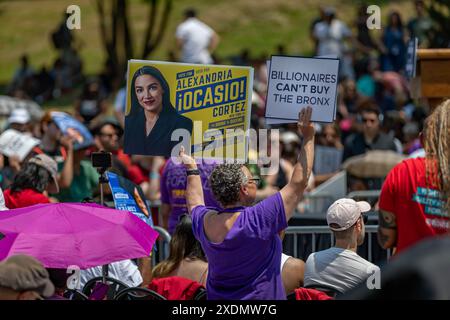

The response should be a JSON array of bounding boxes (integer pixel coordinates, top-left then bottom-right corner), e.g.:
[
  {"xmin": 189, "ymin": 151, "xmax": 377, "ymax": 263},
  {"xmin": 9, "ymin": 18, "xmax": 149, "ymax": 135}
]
[
  {"xmin": 95, "ymin": 0, "xmax": 172, "ymax": 81},
  {"xmin": 427, "ymin": 0, "xmax": 450, "ymax": 47}
]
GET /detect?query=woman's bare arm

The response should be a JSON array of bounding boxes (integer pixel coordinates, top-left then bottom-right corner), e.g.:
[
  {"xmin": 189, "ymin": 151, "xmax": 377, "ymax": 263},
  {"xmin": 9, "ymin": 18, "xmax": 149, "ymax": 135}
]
[
  {"xmin": 179, "ymin": 147, "xmax": 204, "ymax": 213},
  {"xmin": 280, "ymin": 107, "xmax": 315, "ymax": 221}
]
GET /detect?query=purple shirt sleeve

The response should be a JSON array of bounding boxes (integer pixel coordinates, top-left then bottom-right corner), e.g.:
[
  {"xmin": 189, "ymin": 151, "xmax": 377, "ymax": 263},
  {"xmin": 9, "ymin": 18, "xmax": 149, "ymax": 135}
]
[
  {"xmin": 243, "ymin": 192, "xmax": 287, "ymax": 240},
  {"xmin": 160, "ymin": 164, "xmax": 170, "ymax": 205},
  {"xmin": 191, "ymin": 205, "xmax": 209, "ymax": 240}
]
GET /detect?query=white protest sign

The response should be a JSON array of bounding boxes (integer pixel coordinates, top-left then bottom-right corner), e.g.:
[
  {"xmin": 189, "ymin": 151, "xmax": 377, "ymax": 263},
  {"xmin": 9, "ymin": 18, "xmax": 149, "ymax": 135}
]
[
  {"xmin": 0, "ymin": 129, "xmax": 40, "ymax": 161},
  {"xmin": 265, "ymin": 56, "xmax": 338, "ymax": 125},
  {"xmin": 265, "ymin": 118, "xmax": 297, "ymax": 125},
  {"xmin": 265, "ymin": 55, "xmax": 339, "ymax": 123},
  {"xmin": 265, "ymin": 59, "xmax": 298, "ymax": 125},
  {"xmin": 405, "ymin": 37, "xmax": 418, "ymax": 80}
]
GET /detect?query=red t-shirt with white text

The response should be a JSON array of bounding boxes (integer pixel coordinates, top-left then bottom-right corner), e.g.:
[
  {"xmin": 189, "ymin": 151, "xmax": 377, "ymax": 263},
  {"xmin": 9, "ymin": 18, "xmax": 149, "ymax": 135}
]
[{"xmin": 379, "ymin": 157, "xmax": 448, "ymax": 253}]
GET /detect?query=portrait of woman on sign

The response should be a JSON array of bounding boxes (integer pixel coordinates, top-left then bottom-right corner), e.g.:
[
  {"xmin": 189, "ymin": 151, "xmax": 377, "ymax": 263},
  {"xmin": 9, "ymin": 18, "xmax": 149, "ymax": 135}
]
[{"xmin": 124, "ymin": 66, "xmax": 193, "ymax": 156}]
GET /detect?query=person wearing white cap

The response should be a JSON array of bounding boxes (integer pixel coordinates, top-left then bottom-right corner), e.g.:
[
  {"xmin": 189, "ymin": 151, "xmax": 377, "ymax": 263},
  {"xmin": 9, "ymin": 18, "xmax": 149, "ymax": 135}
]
[
  {"xmin": 7, "ymin": 108, "xmax": 32, "ymax": 134},
  {"xmin": 303, "ymin": 198, "xmax": 380, "ymax": 294}
]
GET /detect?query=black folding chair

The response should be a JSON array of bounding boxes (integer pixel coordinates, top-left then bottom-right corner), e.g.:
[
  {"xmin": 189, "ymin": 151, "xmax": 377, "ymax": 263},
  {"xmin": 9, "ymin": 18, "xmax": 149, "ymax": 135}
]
[
  {"xmin": 193, "ymin": 288, "xmax": 207, "ymax": 300},
  {"xmin": 287, "ymin": 292, "xmax": 297, "ymax": 300},
  {"xmin": 82, "ymin": 276, "xmax": 129, "ymax": 300},
  {"xmin": 114, "ymin": 287, "xmax": 167, "ymax": 300}
]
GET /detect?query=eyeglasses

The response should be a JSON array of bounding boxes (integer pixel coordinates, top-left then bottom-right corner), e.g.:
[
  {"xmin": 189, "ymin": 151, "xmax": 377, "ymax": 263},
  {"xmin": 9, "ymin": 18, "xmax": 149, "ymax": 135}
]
[
  {"xmin": 362, "ymin": 118, "xmax": 376, "ymax": 124},
  {"xmin": 322, "ymin": 132, "xmax": 338, "ymax": 138},
  {"xmin": 99, "ymin": 132, "xmax": 119, "ymax": 139},
  {"xmin": 248, "ymin": 177, "xmax": 261, "ymax": 187},
  {"xmin": 350, "ymin": 214, "xmax": 369, "ymax": 228}
]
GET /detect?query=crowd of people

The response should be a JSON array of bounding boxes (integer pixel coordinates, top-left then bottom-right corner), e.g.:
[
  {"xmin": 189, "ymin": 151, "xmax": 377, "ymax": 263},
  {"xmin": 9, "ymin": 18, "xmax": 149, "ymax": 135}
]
[{"xmin": 0, "ymin": 3, "xmax": 449, "ymax": 300}]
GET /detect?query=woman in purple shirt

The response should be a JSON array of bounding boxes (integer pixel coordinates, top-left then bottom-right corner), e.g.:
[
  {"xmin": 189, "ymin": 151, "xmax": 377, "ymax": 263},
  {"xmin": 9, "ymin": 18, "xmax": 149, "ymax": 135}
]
[{"xmin": 180, "ymin": 107, "xmax": 315, "ymax": 300}]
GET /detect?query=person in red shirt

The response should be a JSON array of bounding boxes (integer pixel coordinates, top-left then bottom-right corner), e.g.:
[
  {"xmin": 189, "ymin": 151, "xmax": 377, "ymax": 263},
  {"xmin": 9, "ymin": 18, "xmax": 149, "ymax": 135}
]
[
  {"xmin": 4, "ymin": 154, "xmax": 59, "ymax": 209},
  {"xmin": 378, "ymin": 100, "xmax": 450, "ymax": 254}
]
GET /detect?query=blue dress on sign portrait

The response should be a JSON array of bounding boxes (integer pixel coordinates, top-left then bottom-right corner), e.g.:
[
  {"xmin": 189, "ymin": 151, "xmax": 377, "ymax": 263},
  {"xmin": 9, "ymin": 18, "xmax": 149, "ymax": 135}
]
[{"xmin": 124, "ymin": 105, "xmax": 193, "ymax": 157}]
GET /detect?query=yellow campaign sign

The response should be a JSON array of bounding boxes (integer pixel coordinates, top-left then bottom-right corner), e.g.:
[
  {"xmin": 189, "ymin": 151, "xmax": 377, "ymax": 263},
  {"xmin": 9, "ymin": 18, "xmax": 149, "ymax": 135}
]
[{"xmin": 124, "ymin": 60, "xmax": 253, "ymax": 161}]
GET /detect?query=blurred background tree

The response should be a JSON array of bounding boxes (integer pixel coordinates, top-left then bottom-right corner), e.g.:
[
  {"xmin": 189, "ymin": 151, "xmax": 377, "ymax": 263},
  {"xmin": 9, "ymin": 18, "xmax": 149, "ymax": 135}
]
[
  {"xmin": 427, "ymin": 0, "xmax": 450, "ymax": 47},
  {"xmin": 95, "ymin": 0, "xmax": 173, "ymax": 83}
]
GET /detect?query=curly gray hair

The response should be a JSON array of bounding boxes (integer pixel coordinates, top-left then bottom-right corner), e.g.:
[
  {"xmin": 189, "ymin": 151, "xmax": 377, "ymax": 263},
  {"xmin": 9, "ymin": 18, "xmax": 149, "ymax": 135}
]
[{"xmin": 209, "ymin": 164, "xmax": 248, "ymax": 207}]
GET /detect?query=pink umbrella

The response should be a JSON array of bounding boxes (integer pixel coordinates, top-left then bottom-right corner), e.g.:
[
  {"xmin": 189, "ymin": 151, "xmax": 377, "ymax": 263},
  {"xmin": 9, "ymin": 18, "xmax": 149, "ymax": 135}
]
[{"xmin": 0, "ymin": 203, "xmax": 159, "ymax": 269}]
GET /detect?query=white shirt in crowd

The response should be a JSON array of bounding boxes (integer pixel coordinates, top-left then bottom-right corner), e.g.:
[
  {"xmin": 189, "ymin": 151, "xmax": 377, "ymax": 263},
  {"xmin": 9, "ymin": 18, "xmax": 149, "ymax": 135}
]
[
  {"xmin": 304, "ymin": 247, "xmax": 379, "ymax": 293},
  {"xmin": 280, "ymin": 253, "xmax": 291, "ymax": 271},
  {"xmin": 176, "ymin": 17, "xmax": 215, "ymax": 64},
  {"xmin": 313, "ymin": 19, "xmax": 351, "ymax": 58},
  {"xmin": 79, "ymin": 259, "xmax": 143, "ymax": 288}
]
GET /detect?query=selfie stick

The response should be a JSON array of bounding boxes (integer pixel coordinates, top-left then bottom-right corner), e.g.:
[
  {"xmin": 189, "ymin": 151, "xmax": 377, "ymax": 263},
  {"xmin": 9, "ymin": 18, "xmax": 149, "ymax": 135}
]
[
  {"xmin": 98, "ymin": 166, "xmax": 109, "ymax": 284},
  {"xmin": 92, "ymin": 151, "xmax": 112, "ymax": 285}
]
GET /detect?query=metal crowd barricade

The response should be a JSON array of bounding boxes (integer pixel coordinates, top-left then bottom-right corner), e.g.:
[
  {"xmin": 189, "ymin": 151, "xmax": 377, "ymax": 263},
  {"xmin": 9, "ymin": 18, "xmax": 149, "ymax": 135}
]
[
  {"xmin": 284, "ymin": 225, "xmax": 391, "ymax": 264},
  {"xmin": 296, "ymin": 193, "xmax": 335, "ymax": 216},
  {"xmin": 152, "ymin": 226, "xmax": 171, "ymax": 266},
  {"xmin": 346, "ymin": 190, "xmax": 381, "ymax": 206},
  {"xmin": 146, "ymin": 200, "xmax": 172, "ymax": 265},
  {"xmin": 297, "ymin": 171, "xmax": 347, "ymax": 216}
]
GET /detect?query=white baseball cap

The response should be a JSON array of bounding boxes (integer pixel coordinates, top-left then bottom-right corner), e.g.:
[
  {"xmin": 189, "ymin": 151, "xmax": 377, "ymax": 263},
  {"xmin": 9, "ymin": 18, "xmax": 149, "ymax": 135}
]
[
  {"xmin": 280, "ymin": 132, "xmax": 300, "ymax": 144},
  {"xmin": 8, "ymin": 108, "xmax": 31, "ymax": 125},
  {"xmin": 326, "ymin": 198, "xmax": 371, "ymax": 231}
]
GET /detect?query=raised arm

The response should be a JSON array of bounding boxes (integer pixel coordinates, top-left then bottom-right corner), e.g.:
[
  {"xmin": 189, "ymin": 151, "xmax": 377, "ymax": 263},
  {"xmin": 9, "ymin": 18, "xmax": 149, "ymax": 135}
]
[
  {"xmin": 280, "ymin": 107, "xmax": 315, "ymax": 221},
  {"xmin": 57, "ymin": 136, "xmax": 74, "ymax": 189},
  {"xmin": 179, "ymin": 146, "xmax": 204, "ymax": 214}
]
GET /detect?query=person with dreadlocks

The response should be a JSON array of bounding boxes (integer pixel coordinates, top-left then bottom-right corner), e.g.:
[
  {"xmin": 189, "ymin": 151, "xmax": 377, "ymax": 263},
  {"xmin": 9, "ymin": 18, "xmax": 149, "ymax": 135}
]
[{"xmin": 377, "ymin": 100, "xmax": 449, "ymax": 254}]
